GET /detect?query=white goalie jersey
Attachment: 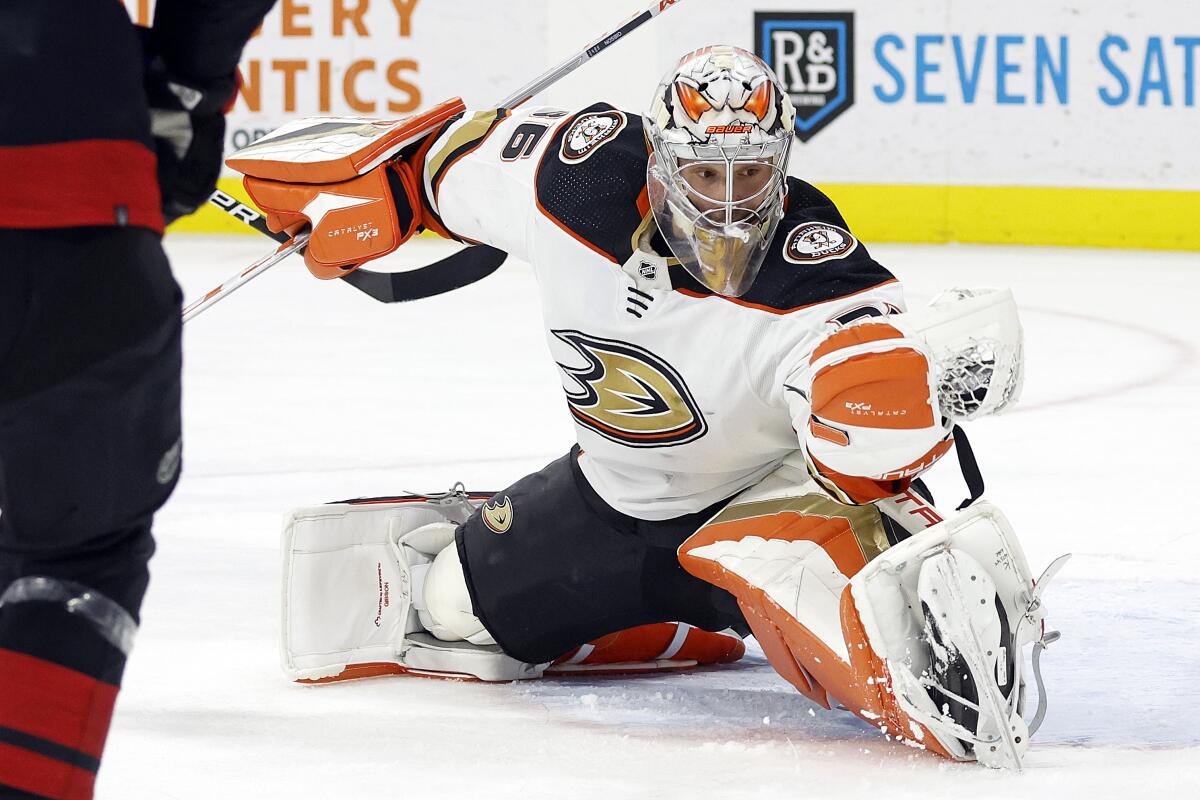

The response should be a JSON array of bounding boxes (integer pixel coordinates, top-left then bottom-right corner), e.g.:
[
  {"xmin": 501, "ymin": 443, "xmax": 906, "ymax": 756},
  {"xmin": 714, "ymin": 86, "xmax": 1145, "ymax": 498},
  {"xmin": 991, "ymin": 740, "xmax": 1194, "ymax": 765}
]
[{"xmin": 420, "ymin": 103, "xmax": 907, "ymax": 520}]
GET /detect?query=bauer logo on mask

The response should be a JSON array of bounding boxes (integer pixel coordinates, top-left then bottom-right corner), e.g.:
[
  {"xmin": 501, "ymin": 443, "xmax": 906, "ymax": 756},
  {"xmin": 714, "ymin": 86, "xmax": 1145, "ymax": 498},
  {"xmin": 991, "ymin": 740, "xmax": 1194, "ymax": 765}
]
[
  {"xmin": 552, "ymin": 330, "xmax": 708, "ymax": 448},
  {"xmin": 754, "ymin": 12, "xmax": 855, "ymax": 142}
]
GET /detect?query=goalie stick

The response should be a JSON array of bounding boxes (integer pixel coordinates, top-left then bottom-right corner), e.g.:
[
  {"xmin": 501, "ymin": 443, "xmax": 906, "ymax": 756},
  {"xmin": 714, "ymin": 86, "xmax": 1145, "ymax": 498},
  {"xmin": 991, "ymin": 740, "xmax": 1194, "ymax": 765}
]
[{"xmin": 186, "ymin": 0, "xmax": 687, "ymax": 322}]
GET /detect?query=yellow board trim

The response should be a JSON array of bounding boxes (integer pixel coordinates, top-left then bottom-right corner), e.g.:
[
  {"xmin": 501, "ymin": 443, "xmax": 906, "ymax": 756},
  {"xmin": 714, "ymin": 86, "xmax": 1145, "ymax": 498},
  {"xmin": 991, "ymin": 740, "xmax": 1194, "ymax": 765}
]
[
  {"xmin": 815, "ymin": 184, "xmax": 1200, "ymax": 251},
  {"xmin": 167, "ymin": 177, "xmax": 259, "ymax": 235},
  {"xmin": 172, "ymin": 178, "xmax": 1200, "ymax": 251}
]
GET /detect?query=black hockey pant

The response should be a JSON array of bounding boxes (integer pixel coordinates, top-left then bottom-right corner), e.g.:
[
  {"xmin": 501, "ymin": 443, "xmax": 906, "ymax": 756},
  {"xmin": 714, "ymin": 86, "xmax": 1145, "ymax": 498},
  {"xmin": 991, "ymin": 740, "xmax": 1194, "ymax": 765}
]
[{"xmin": 0, "ymin": 227, "xmax": 182, "ymax": 800}]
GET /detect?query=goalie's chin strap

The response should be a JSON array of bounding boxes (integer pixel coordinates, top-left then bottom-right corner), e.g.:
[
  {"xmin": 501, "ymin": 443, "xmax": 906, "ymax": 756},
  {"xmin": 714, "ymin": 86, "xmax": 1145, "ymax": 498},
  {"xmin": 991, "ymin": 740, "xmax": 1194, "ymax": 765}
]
[{"xmin": 952, "ymin": 424, "xmax": 985, "ymax": 510}]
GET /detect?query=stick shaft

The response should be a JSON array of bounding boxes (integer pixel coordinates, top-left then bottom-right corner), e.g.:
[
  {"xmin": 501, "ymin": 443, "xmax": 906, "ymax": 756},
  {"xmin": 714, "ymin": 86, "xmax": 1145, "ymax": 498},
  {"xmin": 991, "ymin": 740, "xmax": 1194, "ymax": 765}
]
[
  {"xmin": 498, "ymin": 0, "xmax": 683, "ymax": 108},
  {"xmin": 181, "ymin": 234, "xmax": 309, "ymax": 322}
]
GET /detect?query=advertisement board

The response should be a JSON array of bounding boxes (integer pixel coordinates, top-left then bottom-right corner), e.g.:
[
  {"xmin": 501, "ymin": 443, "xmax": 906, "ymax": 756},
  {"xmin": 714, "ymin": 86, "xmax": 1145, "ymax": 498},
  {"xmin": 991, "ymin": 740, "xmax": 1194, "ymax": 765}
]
[{"xmin": 123, "ymin": 0, "xmax": 1198, "ymax": 248}]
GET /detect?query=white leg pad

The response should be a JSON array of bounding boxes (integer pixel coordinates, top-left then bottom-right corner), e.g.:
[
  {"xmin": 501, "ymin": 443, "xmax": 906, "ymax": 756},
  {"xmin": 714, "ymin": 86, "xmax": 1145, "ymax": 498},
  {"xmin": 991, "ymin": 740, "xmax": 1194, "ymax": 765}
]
[{"xmin": 281, "ymin": 499, "xmax": 543, "ymax": 682}]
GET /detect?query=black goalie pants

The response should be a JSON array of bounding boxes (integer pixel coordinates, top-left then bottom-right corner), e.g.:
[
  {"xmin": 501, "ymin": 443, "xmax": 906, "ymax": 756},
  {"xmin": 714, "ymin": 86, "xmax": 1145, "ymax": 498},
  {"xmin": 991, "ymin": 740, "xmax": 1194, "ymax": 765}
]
[{"xmin": 455, "ymin": 447, "xmax": 748, "ymax": 664}]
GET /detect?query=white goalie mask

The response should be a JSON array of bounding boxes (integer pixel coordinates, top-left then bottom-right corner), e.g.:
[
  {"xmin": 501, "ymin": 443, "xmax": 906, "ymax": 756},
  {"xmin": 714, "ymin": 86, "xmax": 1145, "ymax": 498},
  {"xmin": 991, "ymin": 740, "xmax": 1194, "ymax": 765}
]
[{"xmin": 645, "ymin": 46, "xmax": 796, "ymax": 297}]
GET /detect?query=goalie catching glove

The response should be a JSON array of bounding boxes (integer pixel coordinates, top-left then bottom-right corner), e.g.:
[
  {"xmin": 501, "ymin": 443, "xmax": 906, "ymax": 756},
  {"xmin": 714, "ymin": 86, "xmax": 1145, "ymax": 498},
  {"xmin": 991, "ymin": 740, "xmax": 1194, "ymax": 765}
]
[
  {"xmin": 223, "ymin": 99, "xmax": 466, "ymax": 279},
  {"xmin": 802, "ymin": 288, "xmax": 1024, "ymax": 504}
]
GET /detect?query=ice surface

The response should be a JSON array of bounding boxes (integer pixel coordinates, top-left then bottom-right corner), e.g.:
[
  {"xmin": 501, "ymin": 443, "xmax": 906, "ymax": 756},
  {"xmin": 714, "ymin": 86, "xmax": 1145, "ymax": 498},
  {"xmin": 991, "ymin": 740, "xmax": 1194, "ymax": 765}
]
[{"xmin": 98, "ymin": 236, "xmax": 1200, "ymax": 798}]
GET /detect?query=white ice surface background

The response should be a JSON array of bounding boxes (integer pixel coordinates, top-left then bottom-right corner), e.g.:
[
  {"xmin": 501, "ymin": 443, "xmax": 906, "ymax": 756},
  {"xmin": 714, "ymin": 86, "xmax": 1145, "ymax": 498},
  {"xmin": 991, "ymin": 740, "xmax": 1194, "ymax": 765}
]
[{"xmin": 99, "ymin": 236, "xmax": 1200, "ymax": 799}]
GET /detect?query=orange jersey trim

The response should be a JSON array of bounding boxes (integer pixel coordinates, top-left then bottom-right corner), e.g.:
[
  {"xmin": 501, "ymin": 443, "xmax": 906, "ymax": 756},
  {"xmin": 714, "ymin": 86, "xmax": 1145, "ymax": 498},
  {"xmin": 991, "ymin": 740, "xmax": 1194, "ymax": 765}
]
[{"xmin": 673, "ymin": 278, "xmax": 900, "ymax": 316}]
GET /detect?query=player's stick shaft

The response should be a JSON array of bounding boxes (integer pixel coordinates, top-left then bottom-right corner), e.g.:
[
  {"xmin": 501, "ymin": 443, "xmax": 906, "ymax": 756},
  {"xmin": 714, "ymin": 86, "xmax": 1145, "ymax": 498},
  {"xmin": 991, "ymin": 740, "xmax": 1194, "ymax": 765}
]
[
  {"xmin": 187, "ymin": 0, "xmax": 686, "ymax": 322},
  {"xmin": 181, "ymin": 233, "xmax": 309, "ymax": 322},
  {"xmin": 498, "ymin": 0, "xmax": 684, "ymax": 109}
]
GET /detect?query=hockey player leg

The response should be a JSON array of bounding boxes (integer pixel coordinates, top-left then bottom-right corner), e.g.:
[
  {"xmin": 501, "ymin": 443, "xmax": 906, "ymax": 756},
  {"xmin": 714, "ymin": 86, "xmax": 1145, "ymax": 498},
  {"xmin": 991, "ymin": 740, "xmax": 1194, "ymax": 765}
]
[
  {"xmin": 415, "ymin": 534, "xmax": 745, "ymax": 676},
  {"xmin": 0, "ymin": 228, "xmax": 181, "ymax": 799},
  {"xmin": 0, "ymin": 575, "xmax": 137, "ymax": 800}
]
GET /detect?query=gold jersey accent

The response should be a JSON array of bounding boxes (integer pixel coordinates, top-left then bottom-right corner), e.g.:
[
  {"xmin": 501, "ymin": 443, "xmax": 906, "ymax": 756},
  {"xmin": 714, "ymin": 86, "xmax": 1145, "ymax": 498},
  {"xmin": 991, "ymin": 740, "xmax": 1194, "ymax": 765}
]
[
  {"xmin": 426, "ymin": 109, "xmax": 508, "ymax": 184},
  {"xmin": 481, "ymin": 496, "xmax": 514, "ymax": 534},
  {"xmin": 707, "ymin": 493, "xmax": 890, "ymax": 563}
]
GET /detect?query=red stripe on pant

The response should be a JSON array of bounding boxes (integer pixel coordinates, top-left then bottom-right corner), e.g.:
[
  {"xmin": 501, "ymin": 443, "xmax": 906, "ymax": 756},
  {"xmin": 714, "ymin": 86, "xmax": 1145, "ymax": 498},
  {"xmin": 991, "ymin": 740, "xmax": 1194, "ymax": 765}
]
[
  {"xmin": 0, "ymin": 648, "xmax": 119, "ymax": 799},
  {"xmin": 0, "ymin": 743, "xmax": 96, "ymax": 800}
]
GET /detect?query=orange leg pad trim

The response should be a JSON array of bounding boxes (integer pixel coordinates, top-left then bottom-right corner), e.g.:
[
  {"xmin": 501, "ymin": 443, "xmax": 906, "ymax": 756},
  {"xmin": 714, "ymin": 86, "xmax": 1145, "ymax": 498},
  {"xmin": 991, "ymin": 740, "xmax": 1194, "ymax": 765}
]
[
  {"xmin": 553, "ymin": 622, "xmax": 745, "ymax": 669},
  {"xmin": 838, "ymin": 590, "xmax": 955, "ymax": 758},
  {"xmin": 297, "ymin": 662, "xmax": 483, "ymax": 684}
]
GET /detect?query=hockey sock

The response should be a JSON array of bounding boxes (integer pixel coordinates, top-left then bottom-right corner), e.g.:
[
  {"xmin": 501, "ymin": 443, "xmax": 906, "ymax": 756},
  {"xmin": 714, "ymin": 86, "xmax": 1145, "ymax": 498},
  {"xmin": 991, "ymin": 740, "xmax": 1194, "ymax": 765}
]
[{"xmin": 0, "ymin": 580, "xmax": 136, "ymax": 800}]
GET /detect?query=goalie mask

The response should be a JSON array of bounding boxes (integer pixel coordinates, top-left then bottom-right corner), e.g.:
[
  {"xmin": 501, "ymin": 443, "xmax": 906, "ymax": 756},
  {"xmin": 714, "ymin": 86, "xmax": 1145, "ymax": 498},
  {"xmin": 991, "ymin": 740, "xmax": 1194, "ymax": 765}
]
[{"xmin": 645, "ymin": 46, "xmax": 796, "ymax": 297}]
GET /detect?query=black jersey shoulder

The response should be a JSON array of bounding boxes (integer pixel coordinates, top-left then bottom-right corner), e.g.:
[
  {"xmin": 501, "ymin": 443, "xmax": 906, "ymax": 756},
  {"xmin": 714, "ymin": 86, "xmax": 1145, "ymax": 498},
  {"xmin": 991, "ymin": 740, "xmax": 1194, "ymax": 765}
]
[
  {"xmin": 667, "ymin": 177, "xmax": 898, "ymax": 313},
  {"xmin": 534, "ymin": 103, "xmax": 650, "ymax": 264}
]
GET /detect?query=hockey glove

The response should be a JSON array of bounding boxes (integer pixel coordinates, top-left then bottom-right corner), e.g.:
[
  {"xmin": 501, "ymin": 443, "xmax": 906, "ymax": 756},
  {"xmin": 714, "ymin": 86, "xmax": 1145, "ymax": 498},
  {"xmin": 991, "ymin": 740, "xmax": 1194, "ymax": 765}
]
[
  {"xmin": 143, "ymin": 53, "xmax": 238, "ymax": 226},
  {"xmin": 223, "ymin": 99, "xmax": 466, "ymax": 279},
  {"xmin": 240, "ymin": 161, "xmax": 424, "ymax": 280},
  {"xmin": 804, "ymin": 321, "xmax": 954, "ymax": 504}
]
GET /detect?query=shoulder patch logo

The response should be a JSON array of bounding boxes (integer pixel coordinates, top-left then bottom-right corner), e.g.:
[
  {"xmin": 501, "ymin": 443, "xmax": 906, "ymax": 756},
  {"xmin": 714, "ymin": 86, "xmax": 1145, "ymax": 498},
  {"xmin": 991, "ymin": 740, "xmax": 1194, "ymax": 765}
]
[
  {"xmin": 560, "ymin": 111, "xmax": 627, "ymax": 164},
  {"xmin": 481, "ymin": 496, "xmax": 514, "ymax": 534},
  {"xmin": 783, "ymin": 222, "xmax": 859, "ymax": 264},
  {"xmin": 552, "ymin": 330, "xmax": 708, "ymax": 448}
]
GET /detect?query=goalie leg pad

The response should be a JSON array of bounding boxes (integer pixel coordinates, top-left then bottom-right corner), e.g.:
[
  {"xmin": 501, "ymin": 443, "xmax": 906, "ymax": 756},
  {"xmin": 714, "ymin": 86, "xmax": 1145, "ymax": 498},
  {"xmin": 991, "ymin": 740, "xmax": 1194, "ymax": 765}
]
[
  {"xmin": 678, "ymin": 460, "xmax": 1064, "ymax": 767},
  {"xmin": 678, "ymin": 459, "xmax": 891, "ymax": 709},
  {"xmin": 281, "ymin": 497, "xmax": 544, "ymax": 683},
  {"xmin": 282, "ymin": 491, "xmax": 745, "ymax": 684}
]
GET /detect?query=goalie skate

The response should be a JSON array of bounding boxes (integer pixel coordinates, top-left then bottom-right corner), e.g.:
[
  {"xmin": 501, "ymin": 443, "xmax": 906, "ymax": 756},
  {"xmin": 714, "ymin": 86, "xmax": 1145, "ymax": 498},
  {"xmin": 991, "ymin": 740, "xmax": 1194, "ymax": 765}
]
[
  {"xmin": 849, "ymin": 503, "xmax": 1068, "ymax": 769},
  {"xmin": 916, "ymin": 549, "xmax": 1027, "ymax": 768}
]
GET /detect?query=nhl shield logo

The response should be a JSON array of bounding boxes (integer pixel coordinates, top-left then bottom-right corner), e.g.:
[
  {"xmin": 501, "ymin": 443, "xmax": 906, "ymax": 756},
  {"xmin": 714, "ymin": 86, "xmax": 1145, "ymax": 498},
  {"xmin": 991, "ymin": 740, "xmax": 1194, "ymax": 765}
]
[{"xmin": 755, "ymin": 12, "xmax": 855, "ymax": 143}]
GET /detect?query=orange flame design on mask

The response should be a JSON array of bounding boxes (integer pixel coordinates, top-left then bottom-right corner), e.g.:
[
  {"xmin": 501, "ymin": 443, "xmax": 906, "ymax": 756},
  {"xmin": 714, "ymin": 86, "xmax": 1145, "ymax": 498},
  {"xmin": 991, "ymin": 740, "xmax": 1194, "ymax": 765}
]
[
  {"xmin": 743, "ymin": 81, "xmax": 773, "ymax": 121},
  {"xmin": 676, "ymin": 82, "xmax": 712, "ymax": 123}
]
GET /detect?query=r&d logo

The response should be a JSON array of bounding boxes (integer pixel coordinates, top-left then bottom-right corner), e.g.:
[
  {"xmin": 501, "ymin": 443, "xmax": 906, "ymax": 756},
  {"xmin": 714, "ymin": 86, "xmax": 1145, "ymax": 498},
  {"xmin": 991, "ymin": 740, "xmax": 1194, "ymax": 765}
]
[{"xmin": 755, "ymin": 12, "xmax": 855, "ymax": 142}]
